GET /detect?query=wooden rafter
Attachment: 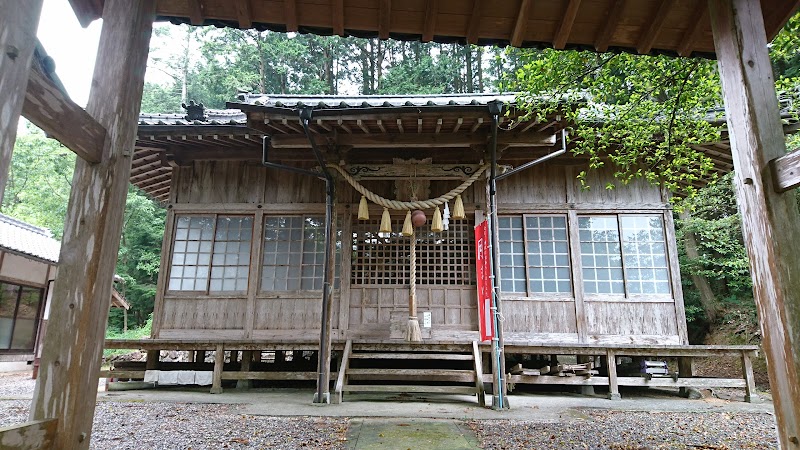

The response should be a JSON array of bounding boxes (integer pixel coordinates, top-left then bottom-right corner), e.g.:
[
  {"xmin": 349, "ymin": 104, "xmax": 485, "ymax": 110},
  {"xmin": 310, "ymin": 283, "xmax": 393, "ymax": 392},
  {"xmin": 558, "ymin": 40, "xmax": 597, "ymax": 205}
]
[
  {"xmin": 466, "ymin": 0, "xmax": 481, "ymax": 45},
  {"xmin": 594, "ymin": 0, "xmax": 625, "ymax": 52},
  {"xmin": 510, "ymin": 0, "xmax": 531, "ymax": 47},
  {"xmin": 422, "ymin": 0, "xmax": 439, "ymax": 42},
  {"xmin": 23, "ymin": 64, "xmax": 106, "ymax": 164},
  {"xmin": 188, "ymin": 0, "xmax": 204, "ymax": 25},
  {"xmin": 235, "ymin": 0, "xmax": 252, "ymax": 29},
  {"xmin": 332, "ymin": 0, "xmax": 345, "ymax": 36},
  {"xmin": 284, "ymin": 0, "xmax": 298, "ymax": 32},
  {"xmin": 379, "ymin": 0, "xmax": 391, "ymax": 40},
  {"xmin": 636, "ymin": 0, "xmax": 674, "ymax": 55},
  {"xmin": 677, "ymin": 3, "xmax": 708, "ymax": 57},
  {"xmin": 553, "ymin": 0, "xmax": 581, "ymax": 50}
]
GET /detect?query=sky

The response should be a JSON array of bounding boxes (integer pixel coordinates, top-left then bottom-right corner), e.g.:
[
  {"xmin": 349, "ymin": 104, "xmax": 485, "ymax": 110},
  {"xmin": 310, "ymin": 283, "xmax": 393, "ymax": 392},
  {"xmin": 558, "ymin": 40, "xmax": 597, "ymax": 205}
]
[{"xmin": 36, "ymin": 0, "xmax": 103, "ymax": 108}]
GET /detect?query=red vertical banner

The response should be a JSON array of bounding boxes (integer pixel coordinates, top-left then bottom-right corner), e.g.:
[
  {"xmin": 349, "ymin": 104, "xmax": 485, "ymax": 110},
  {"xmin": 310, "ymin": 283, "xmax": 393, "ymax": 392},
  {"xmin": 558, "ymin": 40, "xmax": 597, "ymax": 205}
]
[{"xmin": 475, "ymin": 221, "xmax": 495, "ymax": 342}]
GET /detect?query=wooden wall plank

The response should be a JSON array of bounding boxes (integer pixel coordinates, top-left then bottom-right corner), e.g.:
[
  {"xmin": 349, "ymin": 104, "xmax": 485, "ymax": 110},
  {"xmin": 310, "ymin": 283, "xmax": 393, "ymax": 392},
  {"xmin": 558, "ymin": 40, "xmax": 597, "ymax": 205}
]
[
  {"xmin": 710, "ymin": 1, "xmax": 800, "ymax": 446},
  {"xmin": 29, "ymin": 3, "xmax": 155, "ymax": 449},
  {"xmin": 0, "ymin": 0, "xmax": 43, "ymax": 203}
]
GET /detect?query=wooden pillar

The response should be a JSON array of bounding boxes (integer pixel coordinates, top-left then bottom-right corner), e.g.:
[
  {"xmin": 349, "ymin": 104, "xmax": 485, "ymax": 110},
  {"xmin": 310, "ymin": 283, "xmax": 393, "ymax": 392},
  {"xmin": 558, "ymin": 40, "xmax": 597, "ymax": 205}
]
[
  {"xmin": 237, "ymin": 350, "xmax": 253, "ymax": 389},
  {"xmin": 0, "ymin": 0, "xmax": 43, "ymax": 202},
  {"xmin": 29, "ymin": 2, "xmax": 155, "ymax": 448},
  {"xmin": 741, "ymin": 350, "xmax": 760, "ymax": 403},
  {"xmin": 709, "ymin": 1, "xmax": 800, "ymax": 447},
  {"xmin": 678, "ymin": 356, "xmax": 695, "ymax": 397},
  {"xmin": 605, "ymin": 350, "xmax": 620, "ymax": 400},
  {"xmin": 210, "ymin": 344, "xmax": 224, "ymax": 394}
]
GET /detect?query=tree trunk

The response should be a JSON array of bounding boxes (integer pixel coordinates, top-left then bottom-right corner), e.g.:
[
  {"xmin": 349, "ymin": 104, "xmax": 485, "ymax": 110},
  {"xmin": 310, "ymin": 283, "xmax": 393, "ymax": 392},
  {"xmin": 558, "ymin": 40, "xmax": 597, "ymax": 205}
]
[
  {"xmin": 678, "ymin": 211, "xmax": 719, "ymax": 323},
  {"xmin": 465, "ymin": 45, "xmax": 473, "ymax": 93}
]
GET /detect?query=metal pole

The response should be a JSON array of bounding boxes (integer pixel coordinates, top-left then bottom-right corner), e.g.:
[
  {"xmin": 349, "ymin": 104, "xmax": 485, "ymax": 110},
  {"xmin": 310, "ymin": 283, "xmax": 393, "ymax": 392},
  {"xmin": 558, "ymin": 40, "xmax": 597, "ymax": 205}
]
[{"xmin": 487, "ymin": 100, "xmax": 507, "ymax": 409}]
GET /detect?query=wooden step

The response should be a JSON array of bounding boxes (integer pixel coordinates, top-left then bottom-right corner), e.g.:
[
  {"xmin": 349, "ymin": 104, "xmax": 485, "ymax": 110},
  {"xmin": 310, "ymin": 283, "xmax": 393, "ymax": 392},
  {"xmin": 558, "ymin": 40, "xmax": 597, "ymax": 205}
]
[
  {"xmin": 349, "ymin": 352, "xmax": 473, "ymax": 360},
  {"xmin": 344, "ymin": 384, "xmax": 478, "ymax": 395},
  {"xmin": 347, "ymin": 368, "xmax": 474, "ymax": 377}
]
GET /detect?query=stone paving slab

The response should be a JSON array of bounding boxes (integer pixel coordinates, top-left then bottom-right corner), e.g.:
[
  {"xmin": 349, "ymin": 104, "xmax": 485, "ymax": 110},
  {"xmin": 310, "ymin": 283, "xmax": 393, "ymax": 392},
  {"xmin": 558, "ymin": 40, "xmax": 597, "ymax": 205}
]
[{"xmin": 347, "ymin": 418, "xmax": 480, "ymax": 450}]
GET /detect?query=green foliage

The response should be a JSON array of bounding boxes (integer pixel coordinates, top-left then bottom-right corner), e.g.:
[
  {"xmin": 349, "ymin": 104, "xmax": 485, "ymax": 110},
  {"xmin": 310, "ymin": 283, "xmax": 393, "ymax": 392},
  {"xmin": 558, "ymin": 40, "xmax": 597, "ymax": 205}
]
[
  {"xmin": 104, "ymin": 314, "xmax": 153, "ymax": 357},
  {"xmin": 140, "ymin": 82, "xmax": 183, "ymax": 113},
  {"xmin": 107, "ymin": 186, "xmax": 166, "ymax": 331},
  {"xmin": 511, "ymin": 50, "xmax": 722, "ymax": 198},
  {"xmin": 3, "ymin": 126, "xmax": 165, "ymax": 331},
  {"xmin": 1, "ymin": 125, "xmax": 75, "ymax": 239}
]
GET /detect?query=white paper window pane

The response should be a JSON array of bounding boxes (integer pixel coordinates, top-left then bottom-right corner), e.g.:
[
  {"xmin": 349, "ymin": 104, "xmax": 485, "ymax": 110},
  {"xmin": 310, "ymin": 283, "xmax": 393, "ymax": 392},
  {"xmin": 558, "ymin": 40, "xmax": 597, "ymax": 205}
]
[
  {"xmin": 579, "ymin": 216, "xmax": 624, "ymax": 294},
  {"xmin": 620, "ymin": 216, "xmax": 670, "ymax": 296}
]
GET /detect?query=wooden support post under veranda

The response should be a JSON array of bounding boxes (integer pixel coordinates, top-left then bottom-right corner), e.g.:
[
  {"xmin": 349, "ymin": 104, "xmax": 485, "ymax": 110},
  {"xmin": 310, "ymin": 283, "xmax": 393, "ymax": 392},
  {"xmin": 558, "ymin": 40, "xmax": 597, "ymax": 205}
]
[
  {"xmin": 709, "ymin": 0, "xmax": 800, "ymax": 448},
  {"xmin": 27, "ymin": 1, "xmax": 155, "ymax": 449}
]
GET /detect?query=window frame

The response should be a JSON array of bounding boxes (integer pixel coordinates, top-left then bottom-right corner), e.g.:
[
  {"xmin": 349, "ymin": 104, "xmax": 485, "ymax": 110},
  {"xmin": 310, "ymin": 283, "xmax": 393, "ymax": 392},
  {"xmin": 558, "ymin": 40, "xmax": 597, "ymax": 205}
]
[
  {"xmin": 498, "ymin": 213, "xmax": 574, "ymax": 299},
  {"xmin": 166, "ymin": 213, "xmax": 255, "ymax": 296},
  {"xmin": 578, "ymin": 213, "xmax": 672, "ymax": 300},
  {"xmin": 259, "ymin": 214, "xmax": 329, "ymax": 293},
  {"xmin": 496, "ymin": 212, "xmax": 673, "ymax": 301},
  {"xmin": 0, "ymin": 281, "xmax": 45, "ymax": 353}
]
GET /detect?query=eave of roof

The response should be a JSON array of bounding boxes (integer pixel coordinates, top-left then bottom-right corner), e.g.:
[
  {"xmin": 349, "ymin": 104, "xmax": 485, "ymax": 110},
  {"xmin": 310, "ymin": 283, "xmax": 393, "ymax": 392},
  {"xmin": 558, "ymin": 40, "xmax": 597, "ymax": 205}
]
[{"xmin": 0, "ymin": 214, "xmax": 60, "ymax": 264}]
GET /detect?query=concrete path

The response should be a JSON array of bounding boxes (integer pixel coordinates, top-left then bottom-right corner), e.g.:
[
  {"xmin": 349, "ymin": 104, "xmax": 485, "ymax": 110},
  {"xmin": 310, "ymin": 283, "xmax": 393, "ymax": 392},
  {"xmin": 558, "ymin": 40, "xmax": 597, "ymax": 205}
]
[{"xmin": 347, "ymin": 418, "xmax": 480, "ymax": 450}]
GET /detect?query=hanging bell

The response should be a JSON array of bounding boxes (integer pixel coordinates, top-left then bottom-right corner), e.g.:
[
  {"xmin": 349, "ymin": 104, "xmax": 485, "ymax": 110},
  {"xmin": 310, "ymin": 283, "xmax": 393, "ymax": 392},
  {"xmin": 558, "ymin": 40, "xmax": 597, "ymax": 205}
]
[
  {"xmin": 411, "ymin": 210, "xmax": 427, "ymax": 228},
  {"xmin": 402, "ymin": 210, "xmax": 413, "ymax": 237},
  {"xmin": 452, "ymin": 194, "xmax": 465, "ymax": 220},
  {"xmin": 431, "ymin": 206, "xmax": 443, "ymax": 232},
  {"xmin": 379, "ymin": 207, "xmax": 392, "ymax": 233},
  {"xmin": 358, "ymin": 196, "xmax": 370, "ymax": 220}
]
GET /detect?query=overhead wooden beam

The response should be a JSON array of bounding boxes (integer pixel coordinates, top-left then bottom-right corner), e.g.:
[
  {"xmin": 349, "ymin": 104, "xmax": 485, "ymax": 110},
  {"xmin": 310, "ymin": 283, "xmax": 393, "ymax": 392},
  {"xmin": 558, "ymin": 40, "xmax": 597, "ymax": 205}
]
[
  {"xmin": 510, "ymin": 0, "xmax": 531, "ymax": 47},
  {"xmin": 235, "ymin": 0, "xmax": 252, "ymax": 28},
  {"xmin": 676, "ymin": 3, "xmax": 708, "ymax": 57},
  {"xmin": 332, "ymin": 0, "xmax": 344, "ymax": 36},
  {"xmin": 68, "ymin": 0, "xmax": 102, "ymax": 28},
  {"xmin": 422, "ymin": 0, "xmax": 439, "ymax": 42},
  {"xmin": 466, "ymin": 0, "xmax": 481, "ymax": 45},
  {"xmin": 636, "ymin": 0, "xmax": 674, "ymax": 54},
  {"xmin": 23, "ymin": 65, "xmax": 105, "ymax": 164},
  {"xmin": 709, "ymin": 0, "xmax": 800, "ymax": 447},
  {"xmin": 30, "ymin": 1, "xmax": 155, "ymax": 448},
  {"xmin": 553, "ymin": 0, "xmax": 581, "ymax": 50},
  {"xmin": 270, "ymin": 131, "xmax": 556, "ymax": 148},
  {"xmin": 188, "ymin": 0, "xmax": 204, "ymax": 25},
  {"xmin": 285, "ymin": 0, "xmax": 298, "ymax": 32},
  {"xmin": 379, "ymin": 0, "xmax": 391, "ymax": 40},
  {"xmin": 0, "ymin": 0, "xmax": 43, "ymax": 203},
  {"xmin": 594, "ymin": 0, "xmax": 625, "ymax": 52},
  {"xmin": 770, "ymin": 148, "xmax": 800, "ymax": 192}
]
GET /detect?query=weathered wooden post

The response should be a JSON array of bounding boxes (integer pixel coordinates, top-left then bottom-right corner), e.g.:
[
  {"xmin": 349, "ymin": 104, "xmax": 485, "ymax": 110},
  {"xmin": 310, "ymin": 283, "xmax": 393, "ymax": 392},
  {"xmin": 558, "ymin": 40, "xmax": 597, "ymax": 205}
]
[
  {"xmin": 0, "ymin": 0, "xmax": 43, "ymax": 202},
  {"xmin": 709, "ymin": 0, "xmax": 800, "ymax": 447},
  {"xmin": 29, "ymin": 1, "xmax": 155, "ymax": 448}
]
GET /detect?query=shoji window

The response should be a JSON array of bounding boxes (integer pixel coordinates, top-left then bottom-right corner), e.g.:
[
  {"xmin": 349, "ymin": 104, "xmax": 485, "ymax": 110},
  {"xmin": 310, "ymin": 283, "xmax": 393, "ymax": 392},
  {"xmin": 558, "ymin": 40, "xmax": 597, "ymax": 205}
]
[
  {"xmin": 261, "ymin": 216, "xmax": 326, "ymax": 291},
  {"xmin": 578, "ymin": 215, "xmax": 671, "ymax": 296},
  {"xmin": 168, "ymin": 215, "xmax": 253, "ymax": 293},
  {"xmin": 498, "ymin": 215, "xmax": 572, "ymax": 295}
]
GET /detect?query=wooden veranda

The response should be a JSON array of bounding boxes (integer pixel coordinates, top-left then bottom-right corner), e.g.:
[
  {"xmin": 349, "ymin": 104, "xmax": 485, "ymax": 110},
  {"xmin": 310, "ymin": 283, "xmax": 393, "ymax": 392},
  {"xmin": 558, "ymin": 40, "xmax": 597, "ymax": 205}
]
[{"xmin": 1, "ymin": 0, "xmax": 800, "ymax": 448}]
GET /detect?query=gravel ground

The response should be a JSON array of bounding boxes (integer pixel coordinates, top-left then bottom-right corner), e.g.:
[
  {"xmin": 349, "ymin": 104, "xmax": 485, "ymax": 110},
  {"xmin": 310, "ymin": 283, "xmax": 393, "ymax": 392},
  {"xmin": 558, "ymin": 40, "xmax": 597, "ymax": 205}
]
[
  {"xmin": 469, "ymin": 410, "xmax": 779, "ymax": 449},
  {"xmin": 0, "ymin": 399, "xmax": 349, "ymax": 449},
  {"xmin": 0, "ymin": 372, "xmax": 779, "ymax": 449}
]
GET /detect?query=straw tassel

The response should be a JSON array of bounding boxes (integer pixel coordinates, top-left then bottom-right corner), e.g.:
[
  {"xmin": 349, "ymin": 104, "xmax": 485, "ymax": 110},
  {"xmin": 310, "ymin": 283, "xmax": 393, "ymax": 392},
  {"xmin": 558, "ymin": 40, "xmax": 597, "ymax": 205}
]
[
  {"xmin": 452, "ymin": 194, "xmax": 465, "ymax": 220},
  {"xmin": 358, "ymin": 196, "xmax": 370, "ymax": 220},
  {"xmin": 379, "ymin": 207, "xmax": 392, "ymax": 233},
  {"xmin": 431, "ymin": 206, "xmax": 443, "ymax": 232},
  {"xmin": 402, "ymin": 210, "xmax": 413, "ymax": 237}
]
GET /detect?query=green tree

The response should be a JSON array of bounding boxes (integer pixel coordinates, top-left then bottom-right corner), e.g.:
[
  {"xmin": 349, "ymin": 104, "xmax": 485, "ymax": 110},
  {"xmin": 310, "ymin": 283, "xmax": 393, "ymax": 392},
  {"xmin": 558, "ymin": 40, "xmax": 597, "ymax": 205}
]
[{"xmin": 1, "ymin": 125, "xmax": 75, "ymax": 238}]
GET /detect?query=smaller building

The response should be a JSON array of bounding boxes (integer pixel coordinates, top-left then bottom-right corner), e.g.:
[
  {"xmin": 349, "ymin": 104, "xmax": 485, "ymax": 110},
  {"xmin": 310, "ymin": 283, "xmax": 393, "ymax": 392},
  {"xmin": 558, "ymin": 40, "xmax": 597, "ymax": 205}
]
[{"xmin": 0, "ymin": 214, "xmax": 59, "ymax": 363}]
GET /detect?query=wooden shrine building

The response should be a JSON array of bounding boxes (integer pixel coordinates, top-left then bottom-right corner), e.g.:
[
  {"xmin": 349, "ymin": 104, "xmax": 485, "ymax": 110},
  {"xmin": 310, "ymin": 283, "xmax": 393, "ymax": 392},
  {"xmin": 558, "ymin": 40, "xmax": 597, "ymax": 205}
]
[
  {"xmin": 3, "ymin": 0, "xmax": 800, "ymax": 448},
  {"xmin": 135, "ymin": 94, "xmax": 693, "ymax": 347}
]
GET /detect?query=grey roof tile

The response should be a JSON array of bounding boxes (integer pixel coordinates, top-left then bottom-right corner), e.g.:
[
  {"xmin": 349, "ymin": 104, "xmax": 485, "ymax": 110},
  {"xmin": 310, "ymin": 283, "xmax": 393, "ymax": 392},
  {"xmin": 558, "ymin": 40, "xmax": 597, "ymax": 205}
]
[{"xmin": 0, "ymin": 214, "xmax": 60, "ymax": 263}]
